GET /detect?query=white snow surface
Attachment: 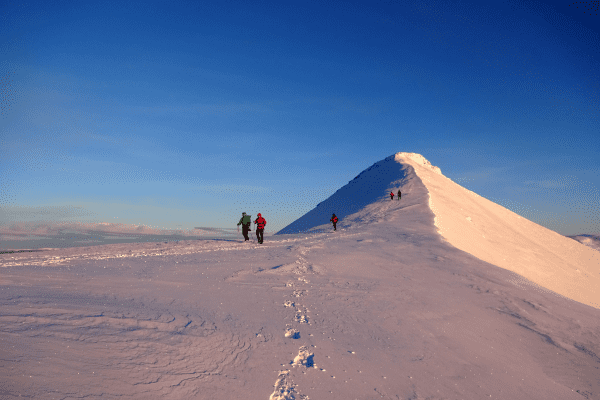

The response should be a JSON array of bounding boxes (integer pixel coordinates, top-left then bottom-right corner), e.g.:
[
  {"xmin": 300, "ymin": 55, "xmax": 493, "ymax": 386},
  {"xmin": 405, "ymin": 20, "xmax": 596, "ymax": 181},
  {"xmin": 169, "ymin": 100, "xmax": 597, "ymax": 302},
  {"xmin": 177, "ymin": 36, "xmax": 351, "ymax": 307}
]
[
  {"xmin": 569, "ymin": 235, "xmax": 600, "ymax": 252},
  {"xmin": 1, "ymin": 152, "xmax": 599, "ymax": 399}
]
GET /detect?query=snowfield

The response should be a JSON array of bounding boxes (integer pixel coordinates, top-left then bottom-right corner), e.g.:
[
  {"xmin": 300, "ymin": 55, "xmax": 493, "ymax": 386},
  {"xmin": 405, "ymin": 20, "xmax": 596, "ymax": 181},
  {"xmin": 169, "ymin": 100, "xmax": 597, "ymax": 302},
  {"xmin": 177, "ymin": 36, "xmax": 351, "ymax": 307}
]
[{"xmin": 1, "ymin": 152, "xmax": 599, "ymax": 399}]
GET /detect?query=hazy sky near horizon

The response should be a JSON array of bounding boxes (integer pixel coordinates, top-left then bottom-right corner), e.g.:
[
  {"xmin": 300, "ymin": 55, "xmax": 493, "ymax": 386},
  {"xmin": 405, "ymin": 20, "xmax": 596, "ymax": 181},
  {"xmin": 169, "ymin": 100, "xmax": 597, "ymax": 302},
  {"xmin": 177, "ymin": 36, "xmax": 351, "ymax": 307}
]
[{"xmin": 1, "ymin": 0, "xmax": 599, "ymax": 235}]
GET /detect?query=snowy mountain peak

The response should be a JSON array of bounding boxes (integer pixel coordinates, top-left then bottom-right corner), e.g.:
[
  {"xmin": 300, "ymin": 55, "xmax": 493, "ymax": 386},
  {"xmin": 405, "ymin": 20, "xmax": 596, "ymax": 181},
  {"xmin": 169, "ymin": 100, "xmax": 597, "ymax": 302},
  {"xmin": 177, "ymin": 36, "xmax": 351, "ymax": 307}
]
[
  {"xmin": 277, "ymin": 153, "xmax": 600, "ymax": 310},
  {"xmin": 276, "ymin": 153, "xmax": 422, "ymax": 234},
  {"xmin": 394, "ymin": 152, "xmax": 443, "ymax": 175}
]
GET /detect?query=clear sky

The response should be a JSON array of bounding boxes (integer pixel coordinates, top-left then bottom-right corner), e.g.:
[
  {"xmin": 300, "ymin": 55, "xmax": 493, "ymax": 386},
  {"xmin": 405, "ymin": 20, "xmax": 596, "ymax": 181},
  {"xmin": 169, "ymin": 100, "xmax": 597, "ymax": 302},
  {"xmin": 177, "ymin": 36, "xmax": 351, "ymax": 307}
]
[{"xmin": 1, "ymin": 0, "xmax": 599, "ymax": 236}]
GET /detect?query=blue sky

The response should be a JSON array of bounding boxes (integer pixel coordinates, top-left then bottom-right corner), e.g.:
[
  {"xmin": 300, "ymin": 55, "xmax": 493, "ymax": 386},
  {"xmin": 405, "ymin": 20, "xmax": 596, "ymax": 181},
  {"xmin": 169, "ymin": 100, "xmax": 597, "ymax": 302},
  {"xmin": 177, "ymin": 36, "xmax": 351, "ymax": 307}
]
[{"xmin": 1, "ymin": 0, "xmax": 599, "ymax": 235}]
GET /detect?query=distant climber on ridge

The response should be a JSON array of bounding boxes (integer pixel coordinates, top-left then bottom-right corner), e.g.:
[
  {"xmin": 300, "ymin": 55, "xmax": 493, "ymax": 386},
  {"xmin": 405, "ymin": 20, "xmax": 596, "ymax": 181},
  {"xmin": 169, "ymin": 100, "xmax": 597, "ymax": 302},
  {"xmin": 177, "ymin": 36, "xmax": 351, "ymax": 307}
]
[
  {"xmin": 397, "ymin": 190, "xmax": 401, "ymax": 200},
  {"xmin": 390, "ymin": 191, "xmax": 394, "ymax": 200},
  {"xmin": 330, "ymin": 213, "xmax": 338, "ymax": 231},
  {"xmin": 237, "ymin": 212, "xmax": 251, "ymax": 241},
  {"xmin": 254, "ymin": 213, "xmax": 267, "ymax": 244}
]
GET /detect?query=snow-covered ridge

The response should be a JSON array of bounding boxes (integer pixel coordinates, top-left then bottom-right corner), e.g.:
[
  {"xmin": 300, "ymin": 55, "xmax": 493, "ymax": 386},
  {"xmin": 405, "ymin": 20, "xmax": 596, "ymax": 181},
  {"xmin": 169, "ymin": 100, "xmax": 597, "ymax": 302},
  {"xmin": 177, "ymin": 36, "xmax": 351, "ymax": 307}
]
[
  {"xmin": 403, "ymin": 153, "xmax": 600, "ymax": 310},
  {"xmin": 276, "ymin": 154, "xmax": 417, "ymax": 234},
  {"xmin": 395, "ymin": 152, "xmax": 442, "ymax": 175},
  {"xmin": 278, "ymin": 152, "xmax": 600, "ymax": 310},
  {"xmin": 277, "ymin": 152, "xmax": 444, "ymax": 235}
]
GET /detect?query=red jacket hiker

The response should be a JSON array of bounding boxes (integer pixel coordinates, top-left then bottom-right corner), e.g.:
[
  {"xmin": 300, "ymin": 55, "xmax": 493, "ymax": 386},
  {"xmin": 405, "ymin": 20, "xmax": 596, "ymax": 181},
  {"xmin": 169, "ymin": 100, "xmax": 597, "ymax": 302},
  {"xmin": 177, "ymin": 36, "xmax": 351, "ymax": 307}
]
[
  {"xmin": 330, "ymin": 214, "xmax": 338, "ymax": 231},
  {"xmin": 254, "ymin": 213, "xmax": 267, "ymax": 244},
  {"xmin": 254, "ymin": 214, "xmax": 267, "ymax": 229},
  {"xmin": 390, "ymin": 191, "xmax": 394, "ymax": 199}
]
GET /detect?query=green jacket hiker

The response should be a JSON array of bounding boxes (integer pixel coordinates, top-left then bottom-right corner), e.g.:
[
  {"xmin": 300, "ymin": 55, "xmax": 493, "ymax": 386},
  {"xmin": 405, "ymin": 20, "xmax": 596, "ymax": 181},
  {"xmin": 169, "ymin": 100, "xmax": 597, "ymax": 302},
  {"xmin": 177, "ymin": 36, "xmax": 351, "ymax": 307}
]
[{"xmin": 237, "ymin": 212, "xmax": 252, "ymax": 241}]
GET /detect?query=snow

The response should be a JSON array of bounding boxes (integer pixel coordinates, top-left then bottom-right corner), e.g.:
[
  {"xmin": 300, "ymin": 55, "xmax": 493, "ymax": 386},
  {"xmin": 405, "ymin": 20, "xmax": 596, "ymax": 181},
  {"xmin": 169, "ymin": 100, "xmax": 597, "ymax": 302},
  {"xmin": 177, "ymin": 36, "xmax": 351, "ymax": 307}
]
[
  {"xmin": 1, "ymin": 152, "xmax": 599, "ymax": 399},
  {"xmin": 569, "ymin": 234, "xmax": 600, "ymax": 252},
  {"xmin": 394, "ymin": 152, "xmax": 600, "ymax": 310}
]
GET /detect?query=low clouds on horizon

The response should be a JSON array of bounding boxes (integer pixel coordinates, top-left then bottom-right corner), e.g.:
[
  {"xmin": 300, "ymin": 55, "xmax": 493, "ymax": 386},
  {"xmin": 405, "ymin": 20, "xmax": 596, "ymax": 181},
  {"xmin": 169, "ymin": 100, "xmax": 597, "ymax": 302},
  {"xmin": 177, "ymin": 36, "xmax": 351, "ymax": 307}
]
[{"xmin": 0, "ymin": 220, "xmax": 233, "ymax": 241}]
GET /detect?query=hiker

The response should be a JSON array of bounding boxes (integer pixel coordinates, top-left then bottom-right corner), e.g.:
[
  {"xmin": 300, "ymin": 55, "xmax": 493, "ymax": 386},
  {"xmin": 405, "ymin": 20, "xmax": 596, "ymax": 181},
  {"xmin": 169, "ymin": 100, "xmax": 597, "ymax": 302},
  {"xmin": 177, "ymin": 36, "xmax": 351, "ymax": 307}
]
[
  {"xmin": 397, "ymin": 189, "xmax": 401, "ymax": 200},
  {"xmin": 237, "ymin": 212, "xmax": 252, "ymax": 241},
  {"xmin": 330, "ymin": 213, "xmax": 338, "ymax": 231},
  {"xmin": 390, "ymin": 191, "xmax": 394, "ymax": 200},
  {"xmin": 254, "ymin": 213, "xmax": 267, "ymax": 244}
]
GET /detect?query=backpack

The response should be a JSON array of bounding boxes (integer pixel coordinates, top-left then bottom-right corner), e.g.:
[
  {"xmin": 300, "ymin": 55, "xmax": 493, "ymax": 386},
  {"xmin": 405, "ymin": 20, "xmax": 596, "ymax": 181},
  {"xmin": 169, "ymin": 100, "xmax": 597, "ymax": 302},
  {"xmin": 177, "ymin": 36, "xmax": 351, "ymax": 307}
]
[{"xmin": 332, "ymin": 216, "xmax": 338, "ymax": 223}]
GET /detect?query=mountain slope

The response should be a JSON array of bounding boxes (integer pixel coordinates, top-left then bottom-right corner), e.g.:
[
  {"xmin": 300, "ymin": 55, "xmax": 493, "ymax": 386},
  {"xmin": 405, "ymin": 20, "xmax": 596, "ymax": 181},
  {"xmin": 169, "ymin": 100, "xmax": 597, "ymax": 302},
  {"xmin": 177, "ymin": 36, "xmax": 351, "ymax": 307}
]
[
  {"xmin": 276, "ymin": 153, "xmax": 434, "ymax": 234},
  {"xmin": 279, "ymin": 152, "xmax": 600, "ymax": 309}
]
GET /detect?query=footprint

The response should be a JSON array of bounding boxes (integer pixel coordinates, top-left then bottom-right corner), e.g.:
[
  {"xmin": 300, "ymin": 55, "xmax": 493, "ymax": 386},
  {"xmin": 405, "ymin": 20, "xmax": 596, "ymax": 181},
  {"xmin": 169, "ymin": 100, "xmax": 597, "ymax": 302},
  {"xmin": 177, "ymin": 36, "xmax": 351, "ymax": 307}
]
[
  {"xmin": 283, "ymin": 300, "xmax": 295, "ymax": 308},
  {"xmin": 284, "ymin": 328, "xmax": 300, "ymax": 339},
  {"xmin": 269, "ymin": 370, "xmax": 293, "ymax": 400},
  {"xmin": 294, "ymin": 311, "xmax": 309, "ymax": 324},
  {"xmin": 292, "ymin": 346, "xmax": 315, "ymax": 368},
  {"xmin": 268, "ymin": 370, "xmax": 309, "ymax": 400}
]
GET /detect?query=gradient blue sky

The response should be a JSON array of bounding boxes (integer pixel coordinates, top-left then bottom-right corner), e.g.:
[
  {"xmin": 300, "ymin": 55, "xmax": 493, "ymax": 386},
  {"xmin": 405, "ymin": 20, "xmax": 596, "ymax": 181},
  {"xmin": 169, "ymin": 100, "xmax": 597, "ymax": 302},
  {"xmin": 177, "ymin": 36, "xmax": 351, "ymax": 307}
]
[{"xmin": 1, "ymin": 0, "xmax": 599, "ymax": 235}]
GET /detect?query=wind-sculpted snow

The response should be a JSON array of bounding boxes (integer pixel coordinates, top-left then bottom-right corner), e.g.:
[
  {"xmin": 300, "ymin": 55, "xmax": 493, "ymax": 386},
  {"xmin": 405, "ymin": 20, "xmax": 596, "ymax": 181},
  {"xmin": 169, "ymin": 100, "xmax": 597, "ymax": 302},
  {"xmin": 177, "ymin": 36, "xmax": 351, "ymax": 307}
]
[
  {"xmin": 1, "ymin": 153, "xmax": 599, "ymax": 399},
  {"xmin": 0, "ymin": 292, "xmax": 251, "ymax": 398}
]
